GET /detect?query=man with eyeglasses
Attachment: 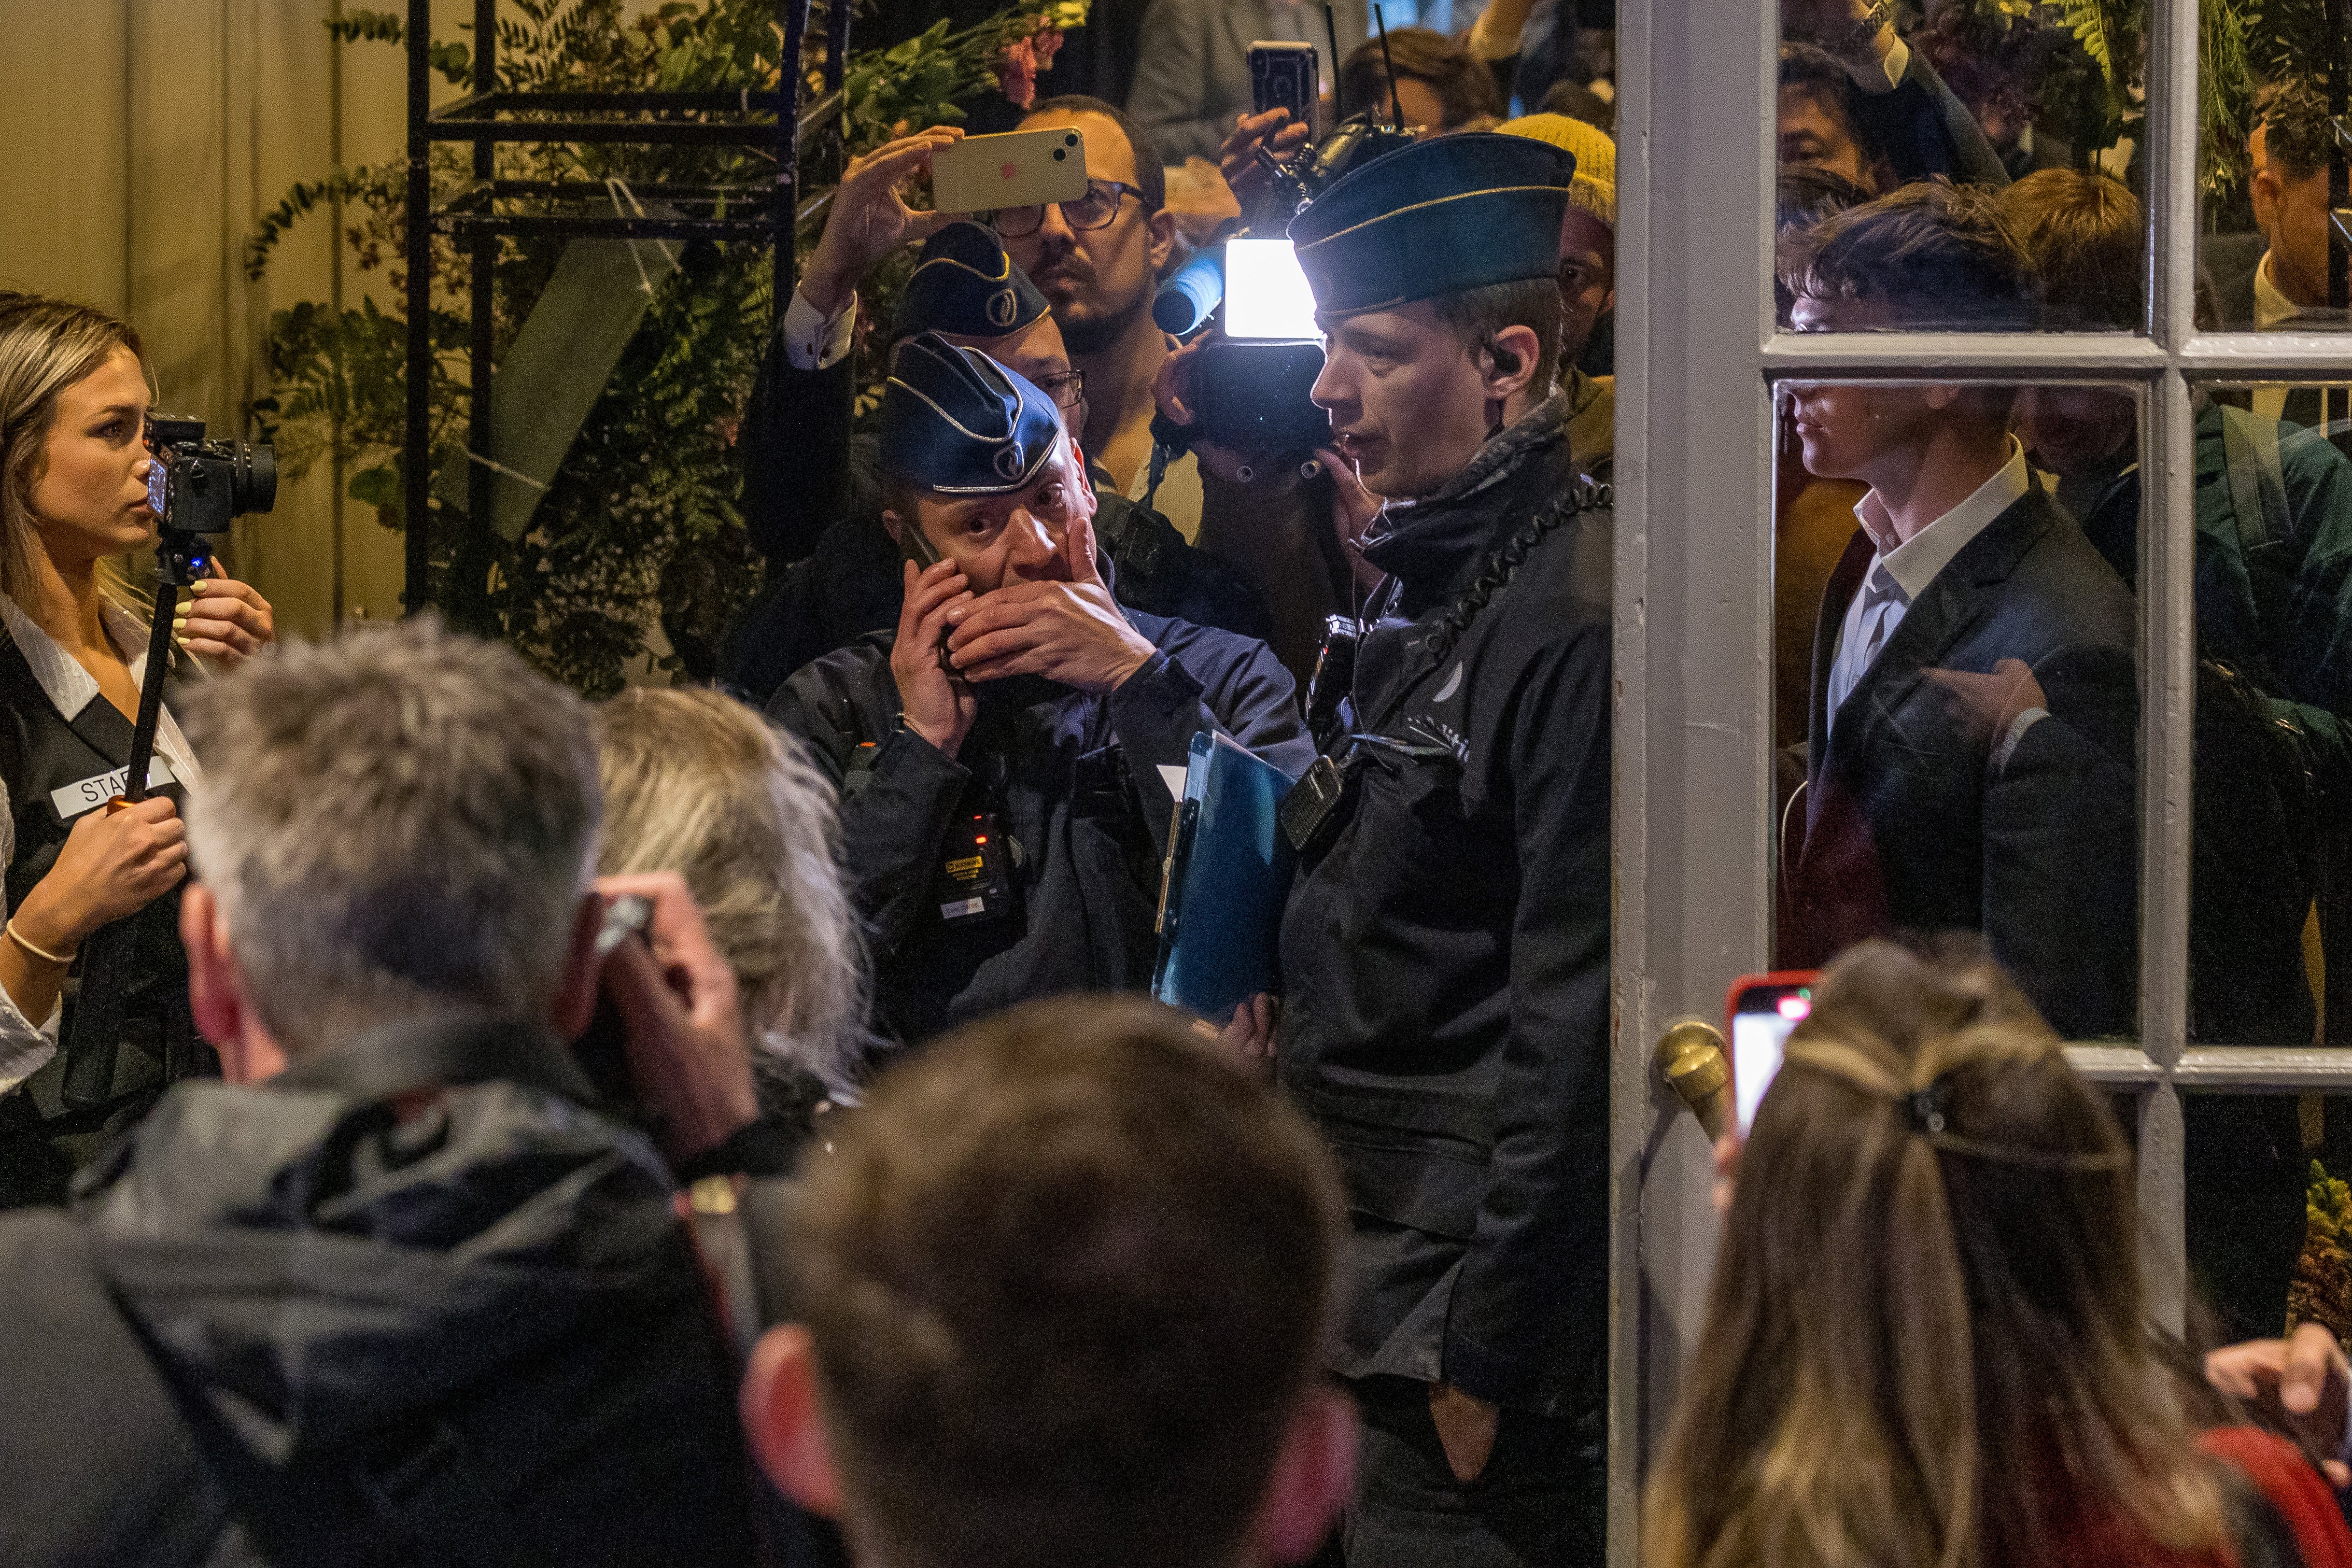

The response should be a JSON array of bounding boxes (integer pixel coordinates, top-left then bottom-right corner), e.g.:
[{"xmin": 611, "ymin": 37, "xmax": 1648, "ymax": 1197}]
[
  {"xmin": 724, "ymin": 129, "xmax": 1268, "ymax": 705},
  {"xmin": 1004, "ymin": 98, "xmax": 1193, "ymax": 527}
]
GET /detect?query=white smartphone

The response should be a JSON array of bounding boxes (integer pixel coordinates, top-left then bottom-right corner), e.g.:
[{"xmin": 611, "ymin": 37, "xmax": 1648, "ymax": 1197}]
[{"xmin": 932, "ymin": 128, "xmax": 1090, "ymax": 216}]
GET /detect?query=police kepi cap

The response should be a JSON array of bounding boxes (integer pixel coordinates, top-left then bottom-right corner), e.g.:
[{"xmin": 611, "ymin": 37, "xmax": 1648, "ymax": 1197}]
[
  {"xmin": 878, "ymin": 332, "xmax": 1063, "ymax": 496},
  {"xmin": 890, "ymin": 221, "xmax": 1049, "ymax": 343},
  {"xmin": 1287, "ymin": 133, "xmax": 1575, "ymax": 317}
]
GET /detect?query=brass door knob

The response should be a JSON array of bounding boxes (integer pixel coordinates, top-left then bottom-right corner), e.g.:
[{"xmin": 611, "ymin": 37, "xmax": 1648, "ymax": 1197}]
[{"xmin": 1655, "ymin": 1020, "xmax": 1732, "ymax": 1142}]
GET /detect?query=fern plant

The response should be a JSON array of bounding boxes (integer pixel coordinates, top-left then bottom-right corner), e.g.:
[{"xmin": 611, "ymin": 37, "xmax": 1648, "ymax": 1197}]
[
  {"xmin": 249, "ymin": 0, "xmax": 1083, "ymax": 696},
  {"xmin": 1928, "ymin": 0, "xmax": 2271, "ymax": 197}
]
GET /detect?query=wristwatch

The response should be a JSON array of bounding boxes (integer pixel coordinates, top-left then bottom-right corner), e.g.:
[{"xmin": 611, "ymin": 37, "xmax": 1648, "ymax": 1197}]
[{"xmin": 1813, "ymin": 0, "xmax": 1892, "ymax": 64}]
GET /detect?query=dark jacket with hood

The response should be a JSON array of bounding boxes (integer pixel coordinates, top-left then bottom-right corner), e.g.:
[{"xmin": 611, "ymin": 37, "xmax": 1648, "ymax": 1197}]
[
  {"xmin": 1274, "ymin": 390, "xmax": 1614, "ymax": 1419},
  {"xmin": 0, "ymin": 1011, "xmax": 757, "ymax": 1568}
]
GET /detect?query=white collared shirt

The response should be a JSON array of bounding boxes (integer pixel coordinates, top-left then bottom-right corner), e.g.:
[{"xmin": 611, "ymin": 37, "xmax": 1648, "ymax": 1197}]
[
  {"xmin": 780, "ymin": 287, "xmax": 859, "ymax": 372},
  {"xmin": 2249, "ymin": 253, "xmax": 2348, "ymax": 430},
  {"xmin": 1827, "ymin": 438, "xmax": 2031, "ymax": 736},
  {"xmin": 0, "ymin": 597, "xmax": 202, "ymax": 1090}
]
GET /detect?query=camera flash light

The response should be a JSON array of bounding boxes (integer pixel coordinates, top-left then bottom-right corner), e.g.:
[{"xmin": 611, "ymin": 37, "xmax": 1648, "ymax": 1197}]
[{"xmin": 1223, "ymin": 238, "xmax": 1321, "ymax": 342}]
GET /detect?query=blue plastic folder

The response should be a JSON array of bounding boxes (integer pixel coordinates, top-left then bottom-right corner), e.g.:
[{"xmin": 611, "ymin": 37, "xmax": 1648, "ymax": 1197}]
[{"xmin": 1152, "ymin": 730, "xmax": 1297, "ymax": 1024}]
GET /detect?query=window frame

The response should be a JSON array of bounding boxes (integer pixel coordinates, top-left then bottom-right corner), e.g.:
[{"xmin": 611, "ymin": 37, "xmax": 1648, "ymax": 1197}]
[{"xmin": 1608, "ymin": 2, "xmax": 2352, "ymax": 1561}]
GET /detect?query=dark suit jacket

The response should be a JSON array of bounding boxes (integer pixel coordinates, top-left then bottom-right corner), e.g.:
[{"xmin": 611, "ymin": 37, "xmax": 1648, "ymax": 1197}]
[
  {"xmin": 1781, "ymin": 485, "xmax": 2140, "ymax": 1037},
  {"xmin": 2204, "ymin": 231, "xmax": 2270, "ymax": 330}
]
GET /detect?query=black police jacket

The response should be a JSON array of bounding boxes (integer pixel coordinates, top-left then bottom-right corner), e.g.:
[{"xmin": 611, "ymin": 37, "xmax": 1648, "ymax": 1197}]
[
  {"xmin": 1275, "ymin": 391, "xmax": 1613, "ymax": 1417},
  {"xmin": 0, "ymin": 1010, "xmax": 757, "ymax": 1568},
  {"xmin": 723, "ymin": 351, "xmax": 1273, "ymax": 704},
  {"xmin": 770, "ymin": 606, "xmax": 1311, "ymax": 1048}
]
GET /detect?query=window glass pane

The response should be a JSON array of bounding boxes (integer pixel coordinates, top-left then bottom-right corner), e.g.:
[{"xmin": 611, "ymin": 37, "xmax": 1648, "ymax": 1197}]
[
  {"xmin": 1772, "ymin": 1, "xmax": 2147, "ymax": 332},
  {"xmin": 1770, "ymin": 379, "xmax": 2141, "ymax": 1039},
  {"xmin": 2198, "ymin": 23, "xmax": 2350, "ymax": 331},
  {"xmin": 2185, "ymin": 1092, "xmax": 2352, "ymax": 1345},
  {"xmin": 2187, "ymin": 386, "xmax": 2352, "ymax": 1045}
]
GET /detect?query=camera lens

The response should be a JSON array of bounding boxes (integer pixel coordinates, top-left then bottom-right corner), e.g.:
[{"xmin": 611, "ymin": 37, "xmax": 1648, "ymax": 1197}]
[
  {"xmin": 1052, "ymin": 148, "xmax": 1066, "ymax": 161},
  {"xmin": 230, "ymin": 442, "xmax": 278, "ymax": 517}
]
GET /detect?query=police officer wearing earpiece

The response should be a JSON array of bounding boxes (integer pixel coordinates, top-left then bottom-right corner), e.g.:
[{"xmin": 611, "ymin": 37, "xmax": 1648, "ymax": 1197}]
[
  {"xmin": 768, "ymin": 334, "xmax": 1311, "ymax": 1050},
  {"xmin": 1271, "ymin": 134, "xmax": 1613, "ymax": 1565}
]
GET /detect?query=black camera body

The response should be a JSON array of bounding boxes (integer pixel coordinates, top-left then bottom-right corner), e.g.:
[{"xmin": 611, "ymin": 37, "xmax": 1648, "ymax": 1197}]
[
  {"xmin": 1151, "ymin": 114, "xmax": 1420, "ymax": 466},
  {"xmin": 145, "ymin": 414, "xmax": 276, "ymax": 538},
  {"xmin": 1189, "ymin": 340, "xmax": 1332, "ymax": 461}
]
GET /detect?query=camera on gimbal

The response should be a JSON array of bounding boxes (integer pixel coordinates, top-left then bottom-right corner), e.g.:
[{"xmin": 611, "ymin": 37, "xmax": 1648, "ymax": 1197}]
[
  {"xmin": 145, "ymin": 414, "xmax": 277, "ymax": 540},
  {"xmin": 1151, "ymin": 112, "xmax": 1417, "ymax": 470}
]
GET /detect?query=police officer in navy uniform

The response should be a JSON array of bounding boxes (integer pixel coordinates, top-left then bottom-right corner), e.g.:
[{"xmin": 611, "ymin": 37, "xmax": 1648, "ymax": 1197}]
[
  {"xmin": 723, "ymin": 193, "xmax": 1271, "ymax": 703},
  {"xmin": 1272, "ymin": 134, "xmax": 1613, "ymax": 1565},
  {"xmin": 768, "ymin": 334, "xmax": 1309, "ymax": 1049}
]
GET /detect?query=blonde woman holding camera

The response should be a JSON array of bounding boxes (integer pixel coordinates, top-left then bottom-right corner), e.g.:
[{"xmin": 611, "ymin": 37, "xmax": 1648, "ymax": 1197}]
[{"xmin": 0, "ymin": 294, "xmax": 272, "ymax": 1205}]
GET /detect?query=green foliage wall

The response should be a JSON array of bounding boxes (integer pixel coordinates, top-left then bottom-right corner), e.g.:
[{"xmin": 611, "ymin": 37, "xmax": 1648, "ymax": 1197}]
[{"xmin": 251, "ymin": 0, "xmax": 1082, "ymax": 696}]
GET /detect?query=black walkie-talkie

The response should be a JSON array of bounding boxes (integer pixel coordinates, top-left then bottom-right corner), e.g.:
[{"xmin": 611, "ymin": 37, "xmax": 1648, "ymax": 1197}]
[{"xmin": 935, "ymin": 810, "xmax": 1018, "ymax": 925}]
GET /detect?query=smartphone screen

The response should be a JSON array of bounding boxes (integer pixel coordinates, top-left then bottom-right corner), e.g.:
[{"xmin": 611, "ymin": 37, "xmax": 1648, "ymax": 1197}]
[
  {"xmin": 1727, "ymin": 973, "xmax": 1817, "ymax": 1135},
  {"xmin": 1248, "ymin": 41, "xmax": 1318, "ymax": 123},
  {"xmin": 1223, "ymin": 238, "xmax": 1321, "ymax": 340}
]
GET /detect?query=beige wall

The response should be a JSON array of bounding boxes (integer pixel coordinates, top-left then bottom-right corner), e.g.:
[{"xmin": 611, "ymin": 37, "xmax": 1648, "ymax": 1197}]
[{"xmin": 0, "ymin": 2, "xmax": 497, "ymax": 636}]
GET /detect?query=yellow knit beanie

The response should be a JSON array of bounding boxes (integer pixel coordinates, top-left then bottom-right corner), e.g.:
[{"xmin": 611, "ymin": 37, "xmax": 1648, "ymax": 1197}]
[{"xmin": 1497, "ymin": 112, "xmax": 1615, "ymax": 230}]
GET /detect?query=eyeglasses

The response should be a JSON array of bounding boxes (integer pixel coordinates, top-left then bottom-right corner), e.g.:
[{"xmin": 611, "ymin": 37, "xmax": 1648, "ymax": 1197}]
[
  {"xmin": 988, "ymin": 180, "xmax": 1146, "ymax": 238},
  {"xmin": 1031, "ymin": 369, "xmax": 1088, "ymax": 411}
]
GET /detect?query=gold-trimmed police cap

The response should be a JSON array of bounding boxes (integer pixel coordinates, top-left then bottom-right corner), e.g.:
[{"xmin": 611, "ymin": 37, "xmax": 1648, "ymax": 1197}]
[
  {"xmin": 890, "ymin": 221, "xmax": 1049, "ymax": 343},
  {"xmin": 1287, "ymin": 133, "xmax": 1575, "ymax": 317},
  {"xmin": 877, "ymin": 332, "xmax": 1062, "ymax": 497}
]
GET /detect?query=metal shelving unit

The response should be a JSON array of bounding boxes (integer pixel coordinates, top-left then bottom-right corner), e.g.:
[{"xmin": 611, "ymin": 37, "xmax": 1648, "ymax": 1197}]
[{"xmin": 401, "ymin": 0, "xmax": 849, "ymax": 618}]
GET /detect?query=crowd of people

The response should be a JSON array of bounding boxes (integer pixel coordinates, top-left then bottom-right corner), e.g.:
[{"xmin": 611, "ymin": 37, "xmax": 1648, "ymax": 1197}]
[{"xmin": 2, "ymin": 0, "xmax": 2352, "ymax": 1563}]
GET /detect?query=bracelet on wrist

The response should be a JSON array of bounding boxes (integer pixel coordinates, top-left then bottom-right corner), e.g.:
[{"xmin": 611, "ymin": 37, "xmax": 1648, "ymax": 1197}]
[{"xmin": 5, "ymin": 918, "xmax": 75, "ymax": 967}]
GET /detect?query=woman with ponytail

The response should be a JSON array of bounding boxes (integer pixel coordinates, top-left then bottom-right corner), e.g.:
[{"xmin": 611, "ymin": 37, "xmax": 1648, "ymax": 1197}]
[
  {"xmin": 0, "ymin": 293, "xmax": 273, "ymax": 1205},
  {"xmin": 1645, "ymin": 940, "xmax": 2352, "ymax": 1568}
]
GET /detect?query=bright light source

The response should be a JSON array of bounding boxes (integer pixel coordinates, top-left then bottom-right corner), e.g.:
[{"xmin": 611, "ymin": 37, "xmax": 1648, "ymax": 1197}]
[
  {"xmin": 1223, "ymin": 238, "xmax": 1321, "ymax": 341},
  {"xmin": 1777, "ymin": 994, "xmax": 1811, "ymax": 1021}
]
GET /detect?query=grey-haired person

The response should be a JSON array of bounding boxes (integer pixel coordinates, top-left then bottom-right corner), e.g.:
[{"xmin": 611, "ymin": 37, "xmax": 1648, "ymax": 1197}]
[{"xmin": 0, "ymin": 618, "xmax": 766, "ymax": 1567}]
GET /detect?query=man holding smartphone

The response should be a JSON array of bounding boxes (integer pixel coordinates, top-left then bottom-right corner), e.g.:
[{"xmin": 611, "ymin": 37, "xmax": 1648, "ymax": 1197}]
[
  {"xmin": 768, "ymin": 335, "xmax": 1309, "ymax": 1050},
  {"xmin": 1271, "ymin": 133, "xmax": 1612, "ymax": 1567},
  {"xmin": 725, "ymin": 129, "xmax": 1267, "ymax": 704}
]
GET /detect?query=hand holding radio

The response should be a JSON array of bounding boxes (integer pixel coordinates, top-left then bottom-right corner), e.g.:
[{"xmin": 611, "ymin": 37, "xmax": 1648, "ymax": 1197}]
[
  {"xmin": 942, "ymin": 509, "xmax": 1155, "ymax": 691},
  {"xmin": 802, "ymin": 128, "xmax": 965, "ymax": 318},
  {"xmin": 893, "ymin": 557, "xmax": 978, "ymax": 759}
]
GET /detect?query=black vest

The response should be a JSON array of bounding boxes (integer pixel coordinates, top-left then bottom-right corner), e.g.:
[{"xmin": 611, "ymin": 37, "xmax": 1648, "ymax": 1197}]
[{"xmin": 0, "ymin": 626, "xmax": 207, "ymax": 1207}]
